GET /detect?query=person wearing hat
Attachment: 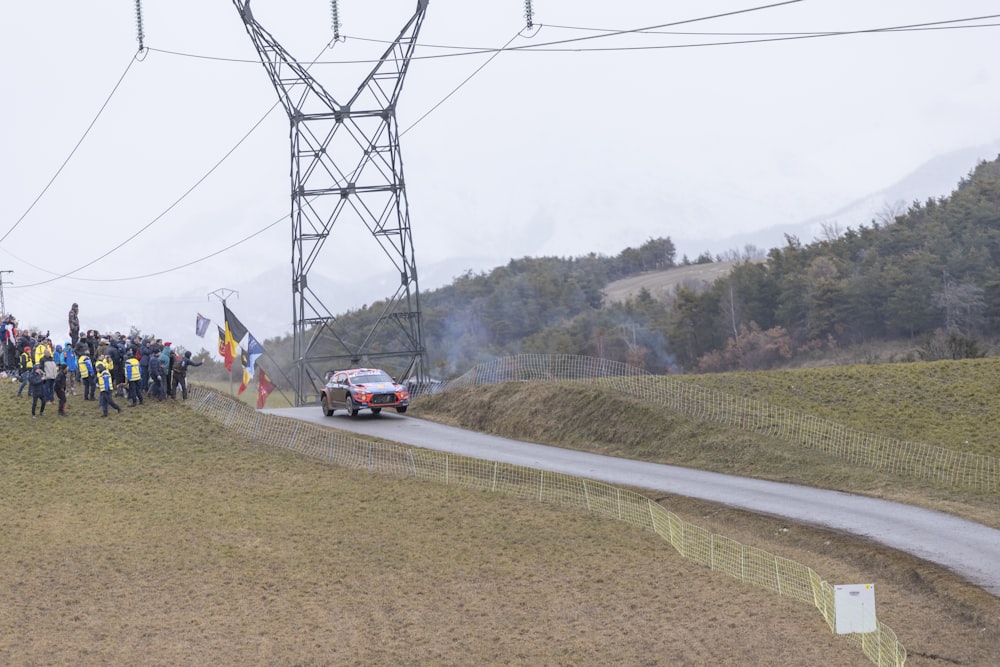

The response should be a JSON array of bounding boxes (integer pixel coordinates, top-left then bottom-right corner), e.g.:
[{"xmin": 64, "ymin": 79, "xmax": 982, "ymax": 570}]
[
  {"xmin": 68, "ymin": 303, "xmax": 80, "ymax": 346},
  {"xmin": 16, "ymin": 345, "xmax": 33, "ymax": 397}
]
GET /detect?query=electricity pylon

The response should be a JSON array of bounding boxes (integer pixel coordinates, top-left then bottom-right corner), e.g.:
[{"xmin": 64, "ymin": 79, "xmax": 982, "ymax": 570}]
[{"xmin": 233, "ymin": 1, "xmax": 429, "ymax": 405}]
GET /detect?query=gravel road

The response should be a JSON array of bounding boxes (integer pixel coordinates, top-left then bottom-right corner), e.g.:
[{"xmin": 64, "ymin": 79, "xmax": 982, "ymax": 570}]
[{"xmin": 265, "ymin": 406, "xmax": 1000, "ymax": 597}]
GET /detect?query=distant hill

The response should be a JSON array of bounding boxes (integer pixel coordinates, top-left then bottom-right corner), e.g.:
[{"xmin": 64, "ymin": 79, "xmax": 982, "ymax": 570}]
[{"xmin": 675, "ymin": 139, "xmax": 1000, "ymax": 258}]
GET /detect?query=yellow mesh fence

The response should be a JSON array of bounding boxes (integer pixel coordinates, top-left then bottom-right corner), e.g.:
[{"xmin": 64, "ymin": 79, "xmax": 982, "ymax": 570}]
[
  {"xmin": 442, "ymin": 354, "xmax": 997, "ymax": 493},
  {"xmin": 187, "ymin": 385, "xmax": 907, "ymax": 666}
]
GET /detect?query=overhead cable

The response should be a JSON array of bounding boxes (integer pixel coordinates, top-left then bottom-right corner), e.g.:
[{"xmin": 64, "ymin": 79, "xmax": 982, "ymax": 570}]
[
  {"xmin": 0, "ymin": 56, "xmax": 137, "ymax": 245},
  {"xmin": 145, "ymin": 13, "xmax": 1000, "ymax": 64}
]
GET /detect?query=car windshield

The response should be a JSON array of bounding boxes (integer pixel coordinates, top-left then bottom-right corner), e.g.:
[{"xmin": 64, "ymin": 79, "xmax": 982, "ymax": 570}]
[{"xmin": 351, "ymin": 371, "xmax": 393, "ymax": 384}]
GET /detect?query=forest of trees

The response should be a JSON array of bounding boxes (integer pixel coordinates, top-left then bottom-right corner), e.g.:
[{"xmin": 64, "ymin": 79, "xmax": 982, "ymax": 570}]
[{"xmin": 235, "ymin": 155, "xmax": 1000, "ymax": 380}]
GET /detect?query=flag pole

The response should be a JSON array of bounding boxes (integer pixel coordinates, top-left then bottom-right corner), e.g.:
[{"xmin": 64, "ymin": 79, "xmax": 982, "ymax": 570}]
[{"xmin": 208, "ymin": 288, "xmax": 239, "ymax": 397}]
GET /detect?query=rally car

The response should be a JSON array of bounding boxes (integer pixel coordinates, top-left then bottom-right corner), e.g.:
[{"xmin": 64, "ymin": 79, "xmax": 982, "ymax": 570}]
[{"xmin": 320, "ymin": 368, "xmax": 410, "ymax": 417}]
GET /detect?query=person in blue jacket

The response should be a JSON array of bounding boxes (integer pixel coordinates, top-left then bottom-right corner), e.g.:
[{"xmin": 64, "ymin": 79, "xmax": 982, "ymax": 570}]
[{"xmin": 64, "ymin": 343, "xmax": 78, "ymax": 395}]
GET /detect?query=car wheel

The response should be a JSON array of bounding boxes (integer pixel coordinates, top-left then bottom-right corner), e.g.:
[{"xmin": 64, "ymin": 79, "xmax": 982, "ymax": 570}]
[
  {"xmin": 346, "ymin": 397, "xmax": 359, "ymax": 417},
  {"xmin": 321, "ymin": 395, "xmax": 334, "ymax": 417},
  {"xmin": 371, "ymin": 407, "xmax": 382, "ymax": 415},
  {"xmin": 395, "ymin": 406, "xmax": 407, "ymax": 414}
]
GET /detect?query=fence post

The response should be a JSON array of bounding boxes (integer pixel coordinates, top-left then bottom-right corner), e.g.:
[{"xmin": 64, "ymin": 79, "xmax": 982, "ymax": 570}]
[{"xmin": 224, "ymin": 403, "xmax": 237, "ymax": 428}]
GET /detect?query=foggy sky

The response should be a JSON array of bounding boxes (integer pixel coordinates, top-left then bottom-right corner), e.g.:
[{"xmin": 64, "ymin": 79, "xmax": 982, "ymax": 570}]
[{"xmin": 3, "ymin": 0, "xmax": 998, "ymax": 353}]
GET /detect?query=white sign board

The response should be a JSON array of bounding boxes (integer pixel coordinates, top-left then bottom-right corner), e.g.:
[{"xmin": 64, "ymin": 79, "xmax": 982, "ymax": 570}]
[{"xmin": 834, "ymin": 584, "xmax": 877, "ymax": 634}]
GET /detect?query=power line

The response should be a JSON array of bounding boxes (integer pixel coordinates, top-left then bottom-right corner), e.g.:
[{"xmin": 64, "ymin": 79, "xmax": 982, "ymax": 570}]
[
  {"xmin": 143, "ymin": 12, "xmax": 1000, "ymax": 64},
  {"xmin": 9, "ymin": 212, "xmax": 286, "ymax": 286},
  {"xmin": 401, "ymin": 28, "xmax": 523, "ymax": 137},
  {"xmin": 503, "ymin": 13, "xmax": 1000, "ymax": 53},
  {"xmin": 10, "ymin": 4, "xmax": 999, "ymax": 290},
  {"xmin": 6, "ymin": 54, "xmax": 284, "ymax": 289},
  {"xmin": 0, "ymin": 55, "xmax": 138, "ymax": 245}
]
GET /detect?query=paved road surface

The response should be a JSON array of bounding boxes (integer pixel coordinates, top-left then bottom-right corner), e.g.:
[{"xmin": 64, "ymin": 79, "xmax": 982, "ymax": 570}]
[{"xmin": 265, "ymin": 406, "xmax": 1000, "ymax": 597}]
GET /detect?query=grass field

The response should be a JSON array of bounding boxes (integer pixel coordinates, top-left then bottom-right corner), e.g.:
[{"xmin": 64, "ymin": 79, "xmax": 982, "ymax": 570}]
[
  {"xmin": 195, "ymin": 379, "xmax": 296, "ymax": 409},
  {"xmin": 2, "ymin": 362, "xmax": 998, "ymax": 665}
]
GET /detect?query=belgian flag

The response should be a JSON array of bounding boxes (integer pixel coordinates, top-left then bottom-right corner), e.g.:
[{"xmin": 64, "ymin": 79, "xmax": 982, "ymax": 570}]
[{"xmin": 223, "ymin": 305, "xmax": 248, "ymax": 372}]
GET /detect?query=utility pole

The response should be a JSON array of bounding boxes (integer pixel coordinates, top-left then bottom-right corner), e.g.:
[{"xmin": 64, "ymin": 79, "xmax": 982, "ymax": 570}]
[
  {"xmin": 208, "ymin": 288, "xmax": 238, "ymax": 396},
  {"xmin": 0, "ymin": 270, "xmax": 11, "ymax": 316}
]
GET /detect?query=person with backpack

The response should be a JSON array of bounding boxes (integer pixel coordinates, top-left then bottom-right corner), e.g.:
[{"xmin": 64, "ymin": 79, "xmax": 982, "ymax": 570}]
[
  {"xmin": 79, "ymin": 352, "xmax": 96, "ymax": 401},
  {"xmin": 170, "ymin": 350, "xmax": 202, "ymax": 400}
]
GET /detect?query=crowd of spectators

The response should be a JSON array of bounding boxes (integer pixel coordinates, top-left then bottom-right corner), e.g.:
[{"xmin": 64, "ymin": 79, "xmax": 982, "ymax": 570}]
[{"xmin": 2, "ymin": 304, "xmax": 201, "ymax": 419}]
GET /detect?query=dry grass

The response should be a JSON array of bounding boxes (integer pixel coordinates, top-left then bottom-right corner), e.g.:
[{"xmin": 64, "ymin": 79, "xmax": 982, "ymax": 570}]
[
  {"xmin": 1, "ymin": 372, "xmax": 998, "ymax": 666},
  {"xmin": 196, "ymin": 379, "xmax": 296, "ymax": 409}
]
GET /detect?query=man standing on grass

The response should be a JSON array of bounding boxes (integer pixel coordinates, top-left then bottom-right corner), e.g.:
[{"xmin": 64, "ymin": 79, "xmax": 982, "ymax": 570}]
[
  {"xmin": 96, "ymin": 362, "xmax": 121, "ymax": 417},
  {"xmin": 148, "ymin": 345, "xmax": 164, "ymax": 401},
  {"xmin": 17, "ymin": 346, "xmax": 32, "ymax": 397},
  {"xmin": 55, "ymin": 364, "xmax": 68, "ymax": 417},
  {"xmin": 28, "ymin": 365, "xmax": 46, "ymax": 419},
  {"xmin": 79, "ymin": 352, "xmax": 96, "ymax": 401},
  {"xmin": 171, "ymin": 350, "xmax": 202, "ymax": 400},
  {"xmin": 125, "ymin": 352, "xmax": 143, "ymax": 407}
]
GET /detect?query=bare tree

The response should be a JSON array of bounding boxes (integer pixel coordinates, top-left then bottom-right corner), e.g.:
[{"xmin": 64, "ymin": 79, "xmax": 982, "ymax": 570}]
[
  {"xmin": 816, "ymin": 220, "xmax": 843, "ymax": 243},
  {"xmin": 933, "ymin": 271, "xmax": 986, "ymax": 334},
  {"xmin": 875, "ymin": 200, "xmax": 907, "ymax": 227}
]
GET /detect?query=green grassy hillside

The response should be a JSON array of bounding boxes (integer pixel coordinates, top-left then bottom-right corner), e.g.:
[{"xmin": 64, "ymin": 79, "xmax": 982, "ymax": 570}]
[
  {"xmin": 674, "ymin": 358, "xmax": 1000, "ymax": 455},
  {"xmin": 410, "ymin": 358, "xmax": 1000, "ymax": 526}
]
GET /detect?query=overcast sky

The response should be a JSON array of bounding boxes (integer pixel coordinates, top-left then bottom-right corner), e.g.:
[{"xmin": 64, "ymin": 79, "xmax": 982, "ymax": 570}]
[{"xmin": 3, "ymin": 0, "xmax": 999, "ymax": 354}]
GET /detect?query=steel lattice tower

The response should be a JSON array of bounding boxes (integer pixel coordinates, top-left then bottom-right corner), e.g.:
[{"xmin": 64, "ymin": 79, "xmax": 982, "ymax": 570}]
[{"xmin": 233, "ymin": 0, "xmax": 429, "ymax": 405}]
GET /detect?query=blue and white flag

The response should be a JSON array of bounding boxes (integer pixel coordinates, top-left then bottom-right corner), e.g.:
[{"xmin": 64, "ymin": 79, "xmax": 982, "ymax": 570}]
[{"xmin": 195, "ymin": 313, "xmax": 211, "ymax": 338}]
